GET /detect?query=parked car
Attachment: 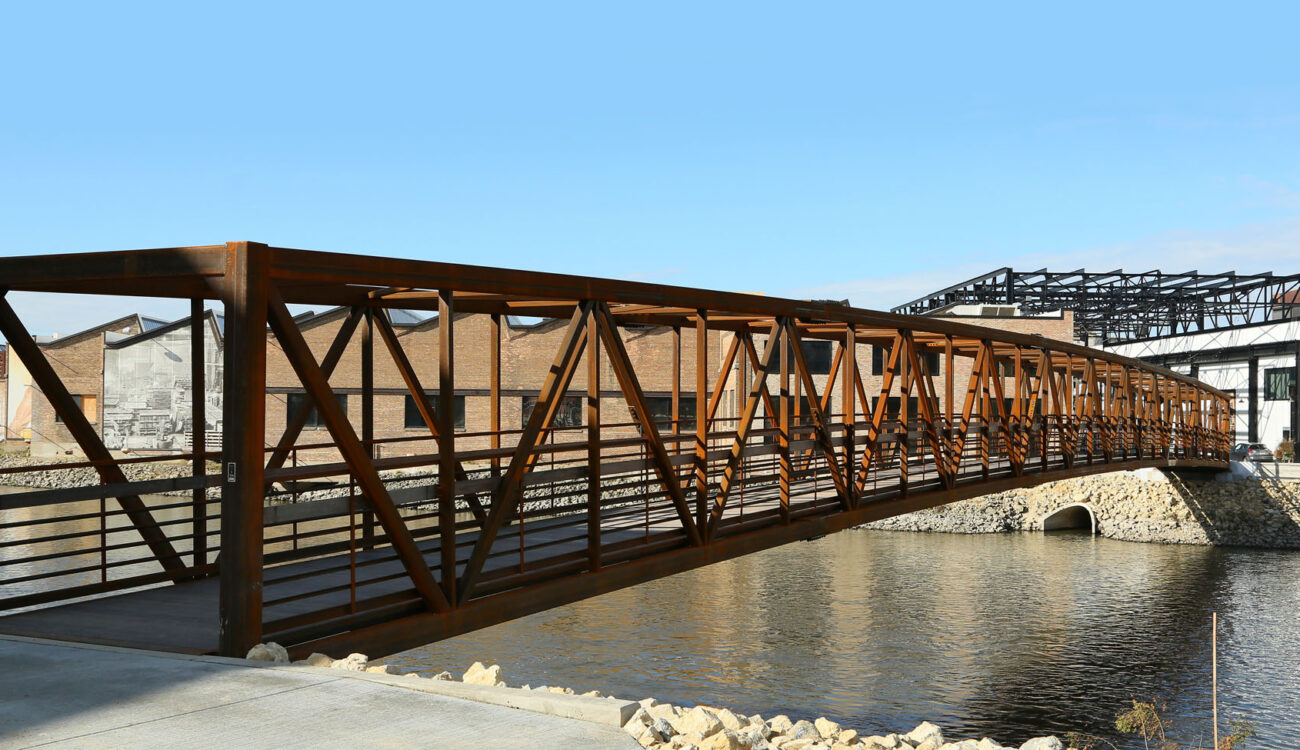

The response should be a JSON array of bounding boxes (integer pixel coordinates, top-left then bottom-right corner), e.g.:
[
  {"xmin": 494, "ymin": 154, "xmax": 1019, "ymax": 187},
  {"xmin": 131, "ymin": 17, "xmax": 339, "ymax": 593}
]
[{"xmin": 1230, "ymin": 442, "xmax": 1274, "ymax": 462}]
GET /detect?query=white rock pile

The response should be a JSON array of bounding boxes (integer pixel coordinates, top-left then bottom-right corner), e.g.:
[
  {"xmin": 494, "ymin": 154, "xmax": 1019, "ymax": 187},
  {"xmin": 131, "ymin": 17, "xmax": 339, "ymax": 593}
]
[
  {"xmin": 619, "ymin": 706, "xmax": 1062, "ymax": 750},
  {"xmin": 244, "ymin": 645, "xmax": 1065, "ymax": 750}
]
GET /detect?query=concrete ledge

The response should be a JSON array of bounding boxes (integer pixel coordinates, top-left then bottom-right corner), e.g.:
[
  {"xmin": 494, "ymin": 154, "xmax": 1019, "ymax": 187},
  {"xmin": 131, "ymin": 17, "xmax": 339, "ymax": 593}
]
[
  {"xmin": 314, "ymin": 670, "xmax": 641, "ymax": 727},
  {"xmin": 0, "ymin": 634, "xmax": 638, "ymax": 728}
]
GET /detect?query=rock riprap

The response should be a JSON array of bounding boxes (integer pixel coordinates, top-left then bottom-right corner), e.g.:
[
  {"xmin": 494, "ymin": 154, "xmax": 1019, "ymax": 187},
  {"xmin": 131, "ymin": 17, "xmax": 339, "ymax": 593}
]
[
  {"xmin": 243, "ymin": 646, "xmax": 1065, "ymax": 750},
  {"xmin": 861, "ymin": 469, "xmax": 1300, "ymax": 549}
]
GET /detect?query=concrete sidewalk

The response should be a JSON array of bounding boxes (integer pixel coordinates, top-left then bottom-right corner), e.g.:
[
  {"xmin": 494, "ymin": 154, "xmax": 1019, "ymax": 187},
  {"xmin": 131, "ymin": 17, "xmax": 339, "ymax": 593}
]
[{"xmin": 0, "ymin": 636, "xmax": 639, "ymax": 749}]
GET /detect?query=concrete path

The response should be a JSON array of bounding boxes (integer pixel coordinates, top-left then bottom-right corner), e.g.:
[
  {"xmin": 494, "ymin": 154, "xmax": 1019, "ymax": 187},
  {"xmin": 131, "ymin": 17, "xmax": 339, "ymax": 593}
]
[{"xmin": 0, "ymin": 636, "xmax": 639, "ymax": 749}]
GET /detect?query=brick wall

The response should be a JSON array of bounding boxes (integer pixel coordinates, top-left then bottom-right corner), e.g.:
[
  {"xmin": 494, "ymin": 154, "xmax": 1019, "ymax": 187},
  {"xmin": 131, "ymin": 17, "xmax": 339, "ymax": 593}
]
[{"xmin": 30, "ymin": 317, "xmax": 148, "ymax": 458}]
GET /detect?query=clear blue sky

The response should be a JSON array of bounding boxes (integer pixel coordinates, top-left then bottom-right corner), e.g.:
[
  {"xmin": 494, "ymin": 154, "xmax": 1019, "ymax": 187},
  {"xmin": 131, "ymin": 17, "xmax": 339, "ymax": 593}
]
[{"xmin": 3, "ymin": 2, "xmax": 1299, "ymax": 334}]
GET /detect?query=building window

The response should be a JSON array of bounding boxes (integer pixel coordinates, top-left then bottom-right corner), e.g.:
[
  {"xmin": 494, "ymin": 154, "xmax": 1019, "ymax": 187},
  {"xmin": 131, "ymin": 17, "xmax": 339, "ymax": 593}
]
[
  {"xmin": 787, "ymin": 340, "xmax": 833, "ymax": 374},
  {"xmin": 405, "ymin": 394, "xmax": 466, "ymax": 430},
  {"xmin": 54, "ymin": 395, "xmax": 98, "ymax": 424},
  {"xmin": 884, "ymin": 396, "xmax": 920, "ymax": 420},
  {"xmin": 871, "ymin": 347, "xmax": 938, "ymax": 375},
  {"xmin": 644, "ymin": 396, "xmax": 697, "ymax": 432},
  {"xmin": 1265, "ymin": 368, "xmax": 1295, "ymax": 401},
  {"xmin": 871, "ymin": 346, "xmax": 886, "ymax": 376},
  {"xmin": 287, "ymin": 392, "xmax": 347, "ymax": 429},
  {"xmin": 521, "ymin": 395, "xmax": 583, "ymax": 429}
]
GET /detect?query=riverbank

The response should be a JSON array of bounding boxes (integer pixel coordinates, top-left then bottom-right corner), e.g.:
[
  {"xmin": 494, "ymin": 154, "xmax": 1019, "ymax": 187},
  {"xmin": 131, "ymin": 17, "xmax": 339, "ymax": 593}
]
[
  {"xmin": 862, "ymin": 469, "xmax": 1300, "ymax": 548},
  {"xmin": 260, "ymin": 645, "xmax": 1065, "ymax": 750}
]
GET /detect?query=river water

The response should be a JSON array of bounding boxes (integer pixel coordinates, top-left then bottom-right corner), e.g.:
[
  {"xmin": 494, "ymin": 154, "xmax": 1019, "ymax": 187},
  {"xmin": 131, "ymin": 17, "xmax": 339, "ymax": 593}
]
[{"xmin": 389, "ymin": 530, "xmax": 1300, "ymax": 749}]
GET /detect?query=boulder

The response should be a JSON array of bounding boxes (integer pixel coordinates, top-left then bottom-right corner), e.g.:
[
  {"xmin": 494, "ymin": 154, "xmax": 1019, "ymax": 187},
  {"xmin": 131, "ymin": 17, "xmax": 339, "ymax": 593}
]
[
  {"xmin": 653, "ymin": 717, "xmax": 679, "ymax": 741},
  {"xmin": 648, "ymin": 703, "xmax": 683, "ymax": 721},
  {"xmin": 768, "ymin": 715, "xmax": 795, "ymax": 735},
  {"xmin": 673, "ymin": 707, "xmax": 724, "ymax": 739},
  {"xmin": 461, "ymin": 661, "xmax": 504, "ymax": 686},
  {"xmin": 977, "ymin": 739, "xmax": 1003, "ymax": 750},
  {"xmin": 905, "ymin": 722, "xmax": 944, "ymax": 747},
  {"xmin": 624, "ymin": 707, "xmax": 652, "ymax": 735},
  {"xmin": 814, "ymin": 718, "xmax": 841, "ymax": 739},
  {"xmin": 861, "ymin": 735, "xmax": 900, "ymax": 749},
  {"xmin": 303, "ymin": 652, "xmax": 333, "ymax": 668},
  {"xmin": 700, "ymin": 730, "xmax": 749, "ymax": 750},
  {"xmin": 786, "ymin": 721, "xmax": 820, "ymax": 740},
  {"xmin": 717, "ymin": 708, "xmax": 749, "ymax": 731},
  {"xmin": 364, "ymin": 664, "xmax": 399, "ymax": 675},
  {"xmin": 245, "ymin": 642, "xmax": 289, "ymax": 663},
  {"xmin": 431, "ymin": 671, "xmax": 453, "ymax": 681},
  {"xmin": 1019, "ymin": 739, "xmax": 1063, "ymax": 750},
  {"xmin": 835, "ymin": 729, "xmax": 858, "ymax": 745},
  {"xmin": 330, "ymin": 653, "xmax": 369, "ymax": 671}
]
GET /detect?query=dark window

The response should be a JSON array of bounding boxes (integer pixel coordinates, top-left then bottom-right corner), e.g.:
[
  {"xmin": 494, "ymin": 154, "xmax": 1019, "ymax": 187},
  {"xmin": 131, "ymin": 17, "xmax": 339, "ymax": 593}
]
[
  {"xmin": 871, "ymin": 347, "xmax": 937, "ymax": 375},
  {"xmin": 1265, "ymin": 368, "xmax": 1295, "ymax": 401},
  {"xmin": 885, "ymin": 396, "xmax": 919, "ymax": 420},
  {"xmin": 405, "ymin": 394, "xmax": 466, "ymax": 430},
  {"xmin": 787, "ymin": 340, "xmax": 833, "ymax": 375},
  {"xmin": 287, "ymin": 392, "xmax": 347, "ymax": 429},
  {"xmin": 521, "ymin": 395, "xmax": 583, "ymax": 429},
  {"xmin": 644, "ymin": 396, "xmax": 697, "ymax": 432}
]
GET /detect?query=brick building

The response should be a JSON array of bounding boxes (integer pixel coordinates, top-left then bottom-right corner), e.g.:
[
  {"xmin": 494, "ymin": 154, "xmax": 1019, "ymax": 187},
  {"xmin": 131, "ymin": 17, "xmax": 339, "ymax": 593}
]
[{"xmin": 17, "ymin": 305, "xmax": 1073, "ymax": 461}]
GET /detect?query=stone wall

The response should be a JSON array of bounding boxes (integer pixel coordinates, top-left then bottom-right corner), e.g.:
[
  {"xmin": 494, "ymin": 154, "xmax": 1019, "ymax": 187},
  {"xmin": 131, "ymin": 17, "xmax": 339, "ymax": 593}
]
[{"xmin": 863, "ymin": 469, "xmax": 1300, "ymax": 549}]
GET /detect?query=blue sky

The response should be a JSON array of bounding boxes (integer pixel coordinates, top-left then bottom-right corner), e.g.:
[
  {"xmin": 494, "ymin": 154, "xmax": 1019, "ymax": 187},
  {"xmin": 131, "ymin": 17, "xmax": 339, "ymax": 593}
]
[{"xmin": 3, "ymin": 1, "xmax": 1299, "ymax": 334}]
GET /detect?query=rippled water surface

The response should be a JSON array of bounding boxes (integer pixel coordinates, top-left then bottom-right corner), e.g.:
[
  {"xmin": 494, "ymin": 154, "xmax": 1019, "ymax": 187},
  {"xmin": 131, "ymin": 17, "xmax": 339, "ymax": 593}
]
[{"xmin": 391, "ymin": 531, "xmax": 1300, "ymax": 748}]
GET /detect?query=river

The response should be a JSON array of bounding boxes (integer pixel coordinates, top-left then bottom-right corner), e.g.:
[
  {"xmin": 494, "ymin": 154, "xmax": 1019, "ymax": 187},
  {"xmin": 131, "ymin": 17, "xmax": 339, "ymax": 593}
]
[{"xmin": 388, "ymin": 530, "xmax": 1300, "ymax": 749}]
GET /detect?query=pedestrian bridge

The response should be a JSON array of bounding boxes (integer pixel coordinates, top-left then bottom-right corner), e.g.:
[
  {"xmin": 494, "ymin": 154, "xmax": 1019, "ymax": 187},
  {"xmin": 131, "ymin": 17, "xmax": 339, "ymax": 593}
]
[{"xmin": 0, "ymin": 244, "xmax": 1231, "ymax": 659}]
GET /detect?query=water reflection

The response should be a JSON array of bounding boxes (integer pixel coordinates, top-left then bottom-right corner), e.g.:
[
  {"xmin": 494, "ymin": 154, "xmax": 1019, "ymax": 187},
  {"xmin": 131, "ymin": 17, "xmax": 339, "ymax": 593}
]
[{"xmin": 391, "ymin": 531, "xmax": 1300, "ymax": 749}]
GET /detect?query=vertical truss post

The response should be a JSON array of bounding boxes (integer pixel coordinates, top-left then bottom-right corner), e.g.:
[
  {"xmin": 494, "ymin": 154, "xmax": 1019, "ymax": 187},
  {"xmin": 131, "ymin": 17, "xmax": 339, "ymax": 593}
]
[
  {"xmin": 843, "ymin": 324, "xmax": 857, "ymax": 507},
  {"xmin": 361, "ymin": 308, "xmax": 375, "ymax": 548},
  {"xmin": 694, "ymin": 311, "xmax": 709, "ymax": 532},
  {"xmin": 979, "ymin": 343, "xmax": 991, "ymax": 481},
  {"xmin": 218, "ymin": 241, "xmax": 269, "ymax": 657},
  {"xmin": 490, "ymin": 313, "xmax": 501, "ymax": 479},
  {"xmin": 438, "ymin": 291, "xmax": 457, "ymax": 602},
  {"xmin": 945, "ymin": 335, "xmax": 954, "ymax": 461},
  {"xmin": 190, "ymin": 298, "xmax": 207, "ymax": 568},
  {"xmin": 778, "ymin": 322, "xmax": 791, "ymax": 522},
  {"xmin": 899, "ymin": 334, "xmax": 910, "ymax": 495},
  {"xmin": 672, "ymin": 325, "xmax": 681, "ymax": 455},
  {"xmin": 586, "ymin": 305, "xmax": 601, "ymax": 571}
]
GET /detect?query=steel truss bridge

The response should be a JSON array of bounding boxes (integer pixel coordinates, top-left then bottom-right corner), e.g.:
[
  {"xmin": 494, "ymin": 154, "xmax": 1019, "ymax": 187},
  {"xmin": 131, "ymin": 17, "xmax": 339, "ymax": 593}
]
[{"xmin": 0, "ymin": 244, "xmax": 1231, "ymax": 659}]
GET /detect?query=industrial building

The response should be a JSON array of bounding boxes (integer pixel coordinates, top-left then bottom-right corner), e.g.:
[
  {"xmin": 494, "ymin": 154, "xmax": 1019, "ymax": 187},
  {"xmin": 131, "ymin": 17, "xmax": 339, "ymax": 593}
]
[{"xmin": 895, "ymin": 267, "xmax": 1300, "ymax": 452}]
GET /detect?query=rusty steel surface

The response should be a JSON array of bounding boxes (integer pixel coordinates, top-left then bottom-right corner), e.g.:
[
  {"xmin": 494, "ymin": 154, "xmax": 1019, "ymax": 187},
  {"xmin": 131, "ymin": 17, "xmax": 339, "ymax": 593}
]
[{"xmin": 0, "ymin": 243, "xmax": 1232, "ymax": 659}]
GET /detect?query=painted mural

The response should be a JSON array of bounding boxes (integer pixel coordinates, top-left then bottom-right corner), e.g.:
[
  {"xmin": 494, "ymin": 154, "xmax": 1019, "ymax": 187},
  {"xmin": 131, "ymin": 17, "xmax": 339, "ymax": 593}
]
[{"xmin": 102, "ymin": 320, "xmax": 223, "ymax": 452}]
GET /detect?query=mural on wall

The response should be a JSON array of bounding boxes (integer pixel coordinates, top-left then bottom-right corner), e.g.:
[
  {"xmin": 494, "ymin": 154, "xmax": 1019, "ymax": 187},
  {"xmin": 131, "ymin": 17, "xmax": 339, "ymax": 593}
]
[{"xmin": 103, "ymin": 320, "xmax": 223, "ymax": 452}]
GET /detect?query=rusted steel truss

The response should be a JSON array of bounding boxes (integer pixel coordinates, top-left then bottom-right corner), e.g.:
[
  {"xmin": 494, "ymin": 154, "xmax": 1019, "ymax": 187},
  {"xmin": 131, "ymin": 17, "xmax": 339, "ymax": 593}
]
[{"xmin": 0, "ymin": 243, "xmax": 1232, "ymax": 659}]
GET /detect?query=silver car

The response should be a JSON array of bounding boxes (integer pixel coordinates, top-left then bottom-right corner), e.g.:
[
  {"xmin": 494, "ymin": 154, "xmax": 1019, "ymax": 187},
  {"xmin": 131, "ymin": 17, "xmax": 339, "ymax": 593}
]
[{"xmin": 1230, "ymin": 442, "xmax": 1273, "ymax": 461}]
